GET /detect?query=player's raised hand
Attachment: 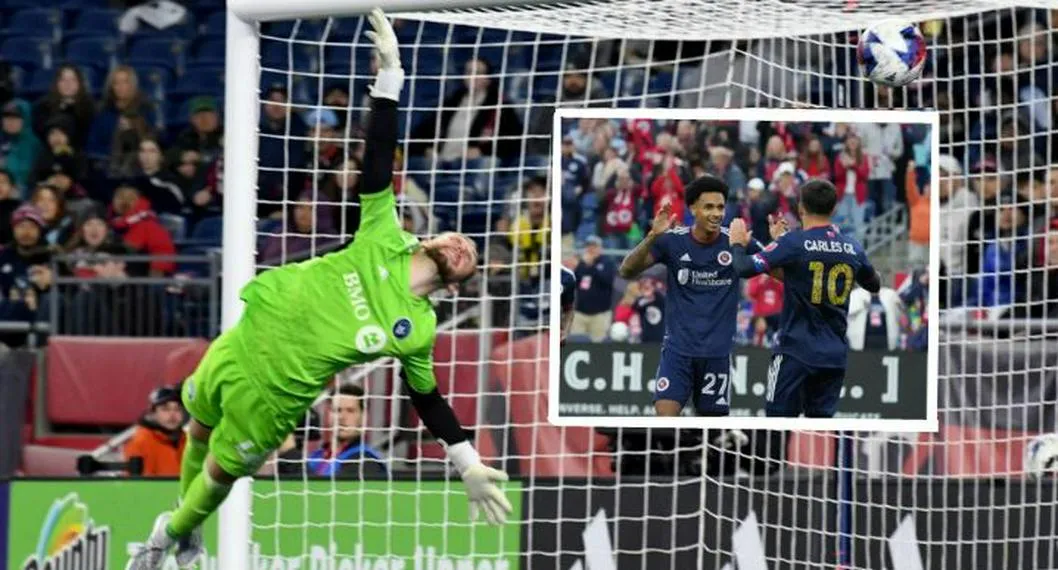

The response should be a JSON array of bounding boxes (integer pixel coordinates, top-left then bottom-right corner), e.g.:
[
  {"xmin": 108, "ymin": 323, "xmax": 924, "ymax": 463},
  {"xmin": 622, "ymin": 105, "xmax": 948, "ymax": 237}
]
[
  {"xmin": 768, "ymin": 213, "xmax": 789, "ymax": 241},
  {"xmin": 728, "ymin": 217, "xmax": 751, "ymax": 246},
  {"xmin": 461, "ymin": 463, "xmax": 513, "ymax": 525},
  {"xmin": 650, "ymin": 200, "xmax": 677, "ymax": 237},
  {"xmin": 365, "ymin": 8, "xmax": 404, "ymax": 101}
]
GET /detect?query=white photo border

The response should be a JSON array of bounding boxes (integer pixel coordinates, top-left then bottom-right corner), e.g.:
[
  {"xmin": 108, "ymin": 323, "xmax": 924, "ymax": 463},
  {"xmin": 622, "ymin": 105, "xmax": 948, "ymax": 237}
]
[{"xmin": 547, "ymin": 106, "xmax": 941, "ymax": 432}]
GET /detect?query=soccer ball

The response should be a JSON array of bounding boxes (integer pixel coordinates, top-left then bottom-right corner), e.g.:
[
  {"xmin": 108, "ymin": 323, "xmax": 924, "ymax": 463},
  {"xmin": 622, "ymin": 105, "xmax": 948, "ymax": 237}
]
[
  {"xmin": 857, "ymin": 22, "xmax": 927, "ymax": 87},
  {"xmin": 1024, "ymin": 433, "xmax": 1058, "ymax": 477},
  {"xmin": 609, "ymin": 321, "xmax": 630, "ymax": 342}
]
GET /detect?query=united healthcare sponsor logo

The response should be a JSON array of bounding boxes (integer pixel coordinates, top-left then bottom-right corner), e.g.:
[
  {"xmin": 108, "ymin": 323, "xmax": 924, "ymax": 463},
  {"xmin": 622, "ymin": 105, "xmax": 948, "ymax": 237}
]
[{"xmin": 21, "ymin": 494, "xmax": 110, "ymax": 570}]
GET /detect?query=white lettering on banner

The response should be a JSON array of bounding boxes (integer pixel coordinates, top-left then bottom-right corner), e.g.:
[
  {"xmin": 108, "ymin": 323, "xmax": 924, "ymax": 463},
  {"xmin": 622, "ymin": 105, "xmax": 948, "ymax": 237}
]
[
  {"xmin": 803, "ymin": 240, "xmax": 856, "ymax": 254},
  {"xmin": 609, "ymin": 352, "xmax": 643, "ymax": 392},
  {"xmin": 343, "ymin": 272, "xmax": 373, "ymax": 321},
  {"xmin": 563, "ymin": 350, "xmax": 591, "ymax": 391}
]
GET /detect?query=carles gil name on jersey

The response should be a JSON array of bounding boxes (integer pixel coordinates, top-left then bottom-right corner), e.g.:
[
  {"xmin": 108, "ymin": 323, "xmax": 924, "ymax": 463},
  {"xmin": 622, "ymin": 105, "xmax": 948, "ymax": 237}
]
[
  {"xmin": 676, "ymin": 268, "xmax": 733, "ymax": 287},
  {"xmin": 803, "ymin": 240, "xmax": 857, "ymax": 254}
]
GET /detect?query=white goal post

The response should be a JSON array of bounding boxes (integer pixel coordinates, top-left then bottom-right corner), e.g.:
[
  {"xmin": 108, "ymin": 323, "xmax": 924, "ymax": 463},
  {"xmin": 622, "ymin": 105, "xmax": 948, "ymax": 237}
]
[{"xmin": 220, "ymin": 0, "xmax": 1058, "ymax": 569}]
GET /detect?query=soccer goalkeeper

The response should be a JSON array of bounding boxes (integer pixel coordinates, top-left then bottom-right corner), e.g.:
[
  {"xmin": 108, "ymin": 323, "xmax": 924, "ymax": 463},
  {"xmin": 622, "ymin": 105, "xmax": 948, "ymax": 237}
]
[{"xmin": 126, "ymin": 10, "xmax": 512, "ymax": 570}]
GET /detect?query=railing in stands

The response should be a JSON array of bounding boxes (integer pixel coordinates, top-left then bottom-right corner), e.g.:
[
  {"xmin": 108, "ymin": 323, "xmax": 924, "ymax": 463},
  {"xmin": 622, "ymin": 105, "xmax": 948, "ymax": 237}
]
[{"xmin": 47, "ymin": 253, "xmax": 221, "ymax": 338}]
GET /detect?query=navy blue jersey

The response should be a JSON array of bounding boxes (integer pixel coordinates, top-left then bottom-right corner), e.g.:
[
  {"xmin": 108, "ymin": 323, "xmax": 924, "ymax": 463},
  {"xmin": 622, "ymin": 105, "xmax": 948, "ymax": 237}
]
[
  {"xmin": 634, "ymin": 293, "xmax": 666, "ymax": 343},
  {"xmin": 748, "ymin": 225, "xmax": 877, "ymax": 368},
  {"xmin": 559, "ymin": 266, "xmax": 577, "ymax": 311},
  {"xmin": 650, "ymin": 227, "xmax": 762, "ymax": 358}
]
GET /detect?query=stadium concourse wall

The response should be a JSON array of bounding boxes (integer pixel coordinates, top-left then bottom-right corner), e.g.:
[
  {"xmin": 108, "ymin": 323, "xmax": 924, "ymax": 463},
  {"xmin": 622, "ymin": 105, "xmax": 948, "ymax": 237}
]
[{"xmin": 2, "ymin": 476, "xmax": 1058, "ymax": 570}]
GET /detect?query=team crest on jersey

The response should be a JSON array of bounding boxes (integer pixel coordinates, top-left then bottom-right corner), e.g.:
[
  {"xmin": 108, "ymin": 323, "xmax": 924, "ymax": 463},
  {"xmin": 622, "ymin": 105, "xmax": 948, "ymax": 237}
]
[
  {"xmin": 355, "ymin": 325, "xmax": 387, "ymax": 354},
  {"xmin": 677, "ymin": 268, "xmax": 689, "ymax": 285},
  {"xmin": 656, "ymin": 377, "xmax": 670, "ymax": 392},
  {"xmin": 393, "ymin": 317, "xmax": 412, "ymax": 339},
  {"xmin": 717, "ymin": 251, "xmax": 732, "ymax": 266}
]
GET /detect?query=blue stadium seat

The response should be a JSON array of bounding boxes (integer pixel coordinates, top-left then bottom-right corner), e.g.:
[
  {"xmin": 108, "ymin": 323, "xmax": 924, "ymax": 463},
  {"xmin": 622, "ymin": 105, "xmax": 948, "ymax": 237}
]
[
  {"xmin": 6, "ymin": 9, "xmax": 61, "ymax": 40},
  {"xmin": 169, "ymin": 66, "xmax": 224, "ymax": 99},
  {"xmin": 63, "ymin": 36, "xmax": 118, "ymax": 74},
  {"xmin": 201, "ymin": 11, "xmax": 225, "ymax": 37},
  {"xmin": 262, "ymin": 20, "xmax": 324, "ymax": 41},
  {"xmin": 530, "ymin": 74, "xmax": 560, "ymax": 102},
  {"xmin": 127, "ymin": 37, "xmax": 188, "ymax": 68},
  {"xmin": 192, "ymin": 38, "xmax": 225, "ymax": 66},
  {"xmin": 3, "ymin": 0, "xmax": 43, "ymax": 9},
  {"xmin": 73, "ymin": 8, "xmax": 121, "ymax": 36},
  {"xmin": 132, "ymin": 65, "xmax": 174, "ymax": 101},
  {"xmin": 0, "ymin": 36, "xmax": 52, "ymax": 71},
  {"xmin": 326, "ymin": 17, "xmax": 364, "ymax": 42},
  {"xmin": 22, "ymin": 68, "xmax": 55, "ymax": 99},
  {"xmin": 410, "ymin": 78, "xmax": 441, "ymax": 108},
  {"xmin": 260, "ymin": 41, "xmax": 316, "ymax": 73},
  {"xmin": 405, "ymin": 45, "xmax": 446, "ymax": 76}
]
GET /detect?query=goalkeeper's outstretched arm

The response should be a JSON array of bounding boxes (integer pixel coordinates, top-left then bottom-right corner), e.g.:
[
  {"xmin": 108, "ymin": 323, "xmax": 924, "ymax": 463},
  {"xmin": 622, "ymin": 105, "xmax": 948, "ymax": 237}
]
[{"xmin": 360, "ymin": 9, "xmax": 404, "ymax": 199}]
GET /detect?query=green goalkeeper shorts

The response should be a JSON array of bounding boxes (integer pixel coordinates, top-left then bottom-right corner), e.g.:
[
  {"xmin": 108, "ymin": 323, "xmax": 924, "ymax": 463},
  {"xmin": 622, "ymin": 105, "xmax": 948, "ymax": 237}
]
[{"xmin": 181, "ymin": 325, "xmax": 298, "ymax": 478}]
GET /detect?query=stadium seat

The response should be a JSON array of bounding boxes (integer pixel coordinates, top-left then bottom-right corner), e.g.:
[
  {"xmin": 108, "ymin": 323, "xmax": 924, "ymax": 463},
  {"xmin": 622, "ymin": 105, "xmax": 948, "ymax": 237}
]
[
  {"xmin": 170, "ymin": 65, "xmax": 224, "ymax": 99},
  {"xmin": 193, "ymin": 36, "xmax": 225, "ymax": 62},
  {"xmin": 3, "ymin": 0, "xmax": 43, "ymax": 10},
  {"xmin": 73, "ymin": 8, "xmax": 121, "ymax": 36},
  {"xmin": 326, "ymin": 17, "xmax": 364, "ymax": 43},
  {"xmin": 262, "ymin": 19, "xmax": 324, "ymax": 41},
  {"xmin": 5, "ymin": 9, "xmax": 61, "ymax": 40},
  {"xmin": 201, "ymin": 11, "xmax": 225, "ymax": 37},
  {"xmin": 261, "ymin": 41, "xmax": 316, "ymax": 74},
  {"xmin": 63, "ymin": 36, "xmax": 118, "ymax": 74},
  {"xmin": 127, "ymin": 36, "xmax": 188, "ymax": 69},
  {"xmin": 21, "ymin": 69, "xmax": 54, "ymax": 100},
  {"xmin": 0, "ymin": 37, "xmax": 52, "ymax": 72}
]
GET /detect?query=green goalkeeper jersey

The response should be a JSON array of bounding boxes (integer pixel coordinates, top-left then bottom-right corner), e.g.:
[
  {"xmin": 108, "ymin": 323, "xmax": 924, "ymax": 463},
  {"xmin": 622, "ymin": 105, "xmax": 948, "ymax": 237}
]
[{"xmin": 233, "ymin": 187, "xmax": 438, "ymax": 418}]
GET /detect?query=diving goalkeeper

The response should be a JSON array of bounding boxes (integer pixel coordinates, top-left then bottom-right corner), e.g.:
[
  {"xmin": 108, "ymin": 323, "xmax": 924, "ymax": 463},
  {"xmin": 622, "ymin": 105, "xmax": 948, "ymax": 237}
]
[{"xmin": 126, "ymin": 9, "xmax": 512, "ymax": 570}]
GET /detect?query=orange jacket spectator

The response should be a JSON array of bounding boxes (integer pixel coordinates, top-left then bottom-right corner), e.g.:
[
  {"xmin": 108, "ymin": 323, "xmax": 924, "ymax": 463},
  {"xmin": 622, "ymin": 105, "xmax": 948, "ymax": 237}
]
[
  {"xmin": 905, "ymin": 162, "xmax": 930, "ymax": 246},
  {"xmin": 124, "ymin": 385, "xmax": 187, "ymax": 476}
]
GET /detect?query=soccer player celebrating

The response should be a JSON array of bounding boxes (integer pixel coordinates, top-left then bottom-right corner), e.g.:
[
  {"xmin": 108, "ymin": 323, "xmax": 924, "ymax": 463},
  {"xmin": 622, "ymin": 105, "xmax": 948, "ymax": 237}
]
[
  {"xmin": 727, "ymin": 179, "xmax": 882, "ymax": 418},
  {"xmin": 126, "ymin": 10, "xmax": 512, "ymax": 570},
  {"xmin": 619, "ymin": 175, "xmax": 780, "ymax": 417}
]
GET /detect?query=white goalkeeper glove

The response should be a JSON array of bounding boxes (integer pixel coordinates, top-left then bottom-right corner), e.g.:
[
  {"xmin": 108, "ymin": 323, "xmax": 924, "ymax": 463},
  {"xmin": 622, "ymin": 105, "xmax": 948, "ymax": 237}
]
[
  {"xmin": 445, "ymin": 441, "xmax": 513, "ymax": 525},
  {"xmin": 364, "ymin": 8, "xmax": 404, "ymax": 102}
]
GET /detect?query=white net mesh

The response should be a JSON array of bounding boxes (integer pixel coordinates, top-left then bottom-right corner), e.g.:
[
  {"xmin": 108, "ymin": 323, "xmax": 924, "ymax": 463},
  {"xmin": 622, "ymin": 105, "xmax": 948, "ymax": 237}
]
[{"xmin": 246, "ymin": 3, "xmax": 1058, "ymax": 569}]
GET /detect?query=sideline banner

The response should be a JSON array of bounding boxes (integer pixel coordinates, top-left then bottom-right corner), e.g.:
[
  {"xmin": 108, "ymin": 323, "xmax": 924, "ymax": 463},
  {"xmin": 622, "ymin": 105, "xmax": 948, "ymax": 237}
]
[
  {"xmin": 7, "ymin": 479, "xmax": 522, "ymax": 570},
  {"xmin": 556, "ymin": 343, "xmax": 929, "ymax": 420}
]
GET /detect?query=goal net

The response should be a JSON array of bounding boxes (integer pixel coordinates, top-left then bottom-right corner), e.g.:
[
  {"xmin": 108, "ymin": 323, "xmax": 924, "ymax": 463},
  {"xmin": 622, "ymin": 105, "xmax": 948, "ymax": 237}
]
[{"xmin": 235, "ymin": 2, "xmax": 1058, "ymax": 569}]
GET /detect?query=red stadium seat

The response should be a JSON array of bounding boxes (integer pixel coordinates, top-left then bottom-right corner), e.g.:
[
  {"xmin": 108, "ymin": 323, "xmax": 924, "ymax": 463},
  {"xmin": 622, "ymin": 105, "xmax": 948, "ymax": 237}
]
[{"xmin": 45, "ymin": 336, "xmax": 209, "ymax": 428}]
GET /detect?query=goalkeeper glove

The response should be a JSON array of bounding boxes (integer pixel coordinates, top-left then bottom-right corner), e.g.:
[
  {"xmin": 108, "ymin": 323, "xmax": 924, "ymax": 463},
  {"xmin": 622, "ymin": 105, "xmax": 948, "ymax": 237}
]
[
  {"xmin": 365, "ymin": 8, "xmax": 404, "ymax": 102},
  {"xmin": 445, "ymin": 441, "xmax": 513, "ymax": 525}
]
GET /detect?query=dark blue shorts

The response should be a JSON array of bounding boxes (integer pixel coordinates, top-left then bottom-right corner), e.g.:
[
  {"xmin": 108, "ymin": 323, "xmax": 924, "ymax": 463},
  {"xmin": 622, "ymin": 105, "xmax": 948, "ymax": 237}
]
[
  {"xmin": 652, "ymin": 349, "xmax": 732, "ymax": 416},
  {"xmin": 764, "ymin": 353, "xmax": 845, "ymax": 418}
]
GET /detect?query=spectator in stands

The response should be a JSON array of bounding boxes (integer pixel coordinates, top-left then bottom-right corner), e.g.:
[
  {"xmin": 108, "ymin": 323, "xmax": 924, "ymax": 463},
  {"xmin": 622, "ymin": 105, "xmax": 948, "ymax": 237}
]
[
  {"xmin": 898, "ymin": 270, "xmax": 929, "ymax": 351},
  {"xmin": 601, "ymin": 165, "xmax": 640, "ymax": 249},
  {"xmin": 409, "ymin": 57, "xmax": 524, "ymax": 163},
  {"xmin": 509, "ymin": 176, "xmax": 549, "ymax": 281},
  {"xmin": 86, "ymin": 66, "xmax": 156, "ymax": 160},
  {"xmin": 1016, "ymin": 168, "xmax": 1050, "ymax": 232},
  {"xmin": 277, "ymin": 384, "xmax": 386, "ymax": 478},
  {"xmin": 571, "ymin": 235, "xmax": 617, "ymax": 342},
  {"xmin": 32, "ymin": 118, "xmax": 87, "ymax": 187},
  {"xmin": 705, "ymin": 143, "xmax": 747, "ymax": 218},
  {"xmin": 173, "ymin": 96, "xmax": 223, "ymax": 165},
  {"xmin": 746, "ymin": 271, "xmax": 783, "ymax": 333},
  {"xmin": 109, "ymin": 184, "xmax": 176, "ymax": 276},
  {"xmin": 131, "ymin": 137, "xmax": 186, "ymax": 219},
  {"xmin": 964, "ymin": 156, "xmax": 1004, "ymax": 279},
  {"xmin": 124, "ymin": 385, "xmax": 187, "ymax": 477},
  {"xmin": 31, "ymin": 64, "xmax": 95, "ymax": 151},
  {"xmin": 757, "ymin": 135, "xmax": 789, "ymax": 183},
  {"xmin": 259, "ymin": 85, "xmax": 308, "ymax": 214},
  {"xmin": 833, "ymin": 132, "xmax": 870, "ymax": 239},
  {"xmin": 855, "ymin": 109, "xmax": 904, "ymax": 215},
  {"xmin": 31, "ymin": 184, "xmax": 76, "ymax": 251},
  {"xmin": 592, "ymin": 141, "xmax": 625, "ymax": 194},
  {"xmin": 0, "ymin": 204, "xmax": 53, "ymax": 331},
  {"xmin": 935, "ymin": 155, "xmax": 974, "ymax": 280},
  {"xmin": 188, "ymin": 155, "xmax": 223, "ymax": 231},
  {"xmin": 978, "ymin": 191, "xmax": 1029, "ymax": 307},
  {"xmin": 796, "ymin": 135, "xmax": 832, "ymax": 181},
  {"xmin": 107, "ymin": 110, "xmax": 154, "ymax": 180},
  {"xmin": 649, "ymin": 155, "xmax": 686, "ymax": 224},
  {"xmin": 847, "ymin": 284, "xmax": 905, "ymax": 351},
  {"xmin": 170, "ymin": 148, "xmax": 203, "ymax": 197},
  {"xmin": 304, "ymin": 107, "xmax": 345, "ymax": 178},
  {"xmin": 904, "ymin": 161, "xmax": 930, "ymax": 269},
  {"xmin": 0, "ymin": 99, "xmax": 41, "ymax": 192},
  {"xmin": 259, "ymin": 191, "xmax": 340, "ymax": 266},
  {"xmin": 744, "ymin": 177, "xmax": 777, "ymax": 242},
  {"xmin": 64, "ymin": 207, "xmax": 132, "ymax": 278},
  {"xmin": 1017, "ymin": 220, "xmax": 1058, "ymax": 318},
  {"xmin": 0, "ymin": 170, "xmax": 22, "ymax": 244},
  {"xmin": 632, "ymin": 276, "xmax": 665, "ymax": 343}
]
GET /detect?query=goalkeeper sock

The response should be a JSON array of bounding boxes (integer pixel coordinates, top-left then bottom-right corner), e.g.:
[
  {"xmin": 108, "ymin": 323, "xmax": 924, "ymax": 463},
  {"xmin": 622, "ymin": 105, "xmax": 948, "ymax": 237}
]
[
  {"xmin": 166, "ymin": 470, "xmax": 231, "ymax": 539},
  {"xmin": 179, "ymin": 437, "xmax": 209, "ymax": 499}
]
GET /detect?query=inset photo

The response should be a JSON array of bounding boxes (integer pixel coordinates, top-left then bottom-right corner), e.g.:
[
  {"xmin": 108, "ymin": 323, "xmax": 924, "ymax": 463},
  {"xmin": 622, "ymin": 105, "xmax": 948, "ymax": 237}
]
[{"xmin": 549, "ymin": 107, "xmax": 940, "ymax": 431}]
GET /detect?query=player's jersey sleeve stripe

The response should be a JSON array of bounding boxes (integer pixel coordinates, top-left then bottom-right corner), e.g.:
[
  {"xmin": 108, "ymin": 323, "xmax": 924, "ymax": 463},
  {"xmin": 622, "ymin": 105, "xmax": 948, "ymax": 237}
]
[{"xmin": 751, "ymin": 253, "xmax": 769, "ymax": 272}]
